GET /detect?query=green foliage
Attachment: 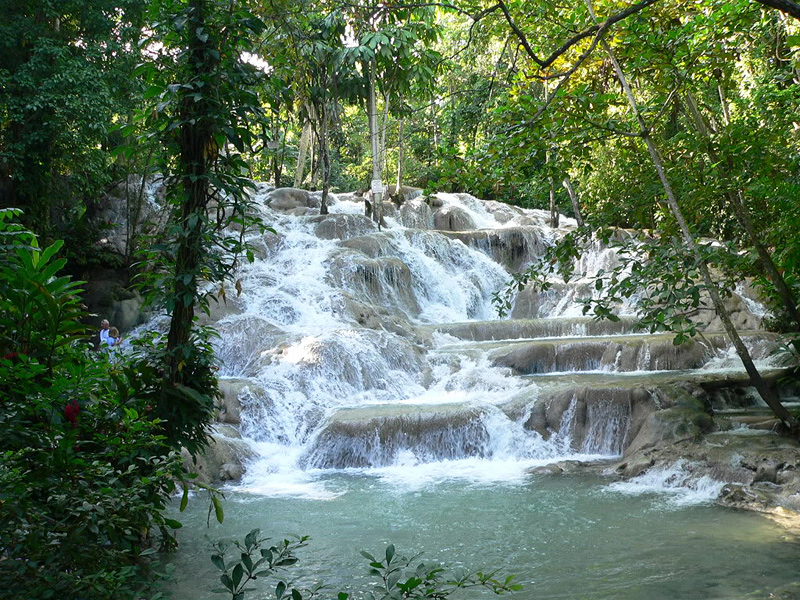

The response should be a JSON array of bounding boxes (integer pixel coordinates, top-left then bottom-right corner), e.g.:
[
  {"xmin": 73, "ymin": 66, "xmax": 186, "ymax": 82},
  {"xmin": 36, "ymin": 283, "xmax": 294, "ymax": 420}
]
[
  {"xmin": 0, "ymin": 214, "xmax": 185, "ymax": 600},
  {"xmin": 123, "ymin": 0, "xmax": 270, "ymax": 455},
  {"xmin": 210, "ymin": 530, "xmax": 309, "ymax": 599},
  {"xmin": 210, "ymin": 533, "xmax": 521, "ymax": 600},
  {"xmin": 0, "ymin": 0, "xmax": 144, "ymax": 238},
  {"xmin": 122, "ymin": 329, "xmax": 221, "ymax": 455},
  {"xmin": 360, "ymin": 544, "xmax": 522, "ymax": 599}
]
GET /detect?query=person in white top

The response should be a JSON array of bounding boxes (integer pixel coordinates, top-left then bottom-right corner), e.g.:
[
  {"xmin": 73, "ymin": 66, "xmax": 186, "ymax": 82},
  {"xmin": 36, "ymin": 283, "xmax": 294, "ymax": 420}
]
[{"xmin": 99, "ymin": 319, "xmax": 110, "ymax": 348}]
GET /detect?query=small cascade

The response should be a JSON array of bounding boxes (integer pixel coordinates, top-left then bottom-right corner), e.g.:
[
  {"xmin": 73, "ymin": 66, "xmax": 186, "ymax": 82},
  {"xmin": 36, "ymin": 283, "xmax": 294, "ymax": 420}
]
[
  {"xmin": 187, "ymin": 187, "xmax": 784, "ymax": 490},
  {"xmin": 581, "ymin": 401, "xmax": 631, "ymax": 455}
]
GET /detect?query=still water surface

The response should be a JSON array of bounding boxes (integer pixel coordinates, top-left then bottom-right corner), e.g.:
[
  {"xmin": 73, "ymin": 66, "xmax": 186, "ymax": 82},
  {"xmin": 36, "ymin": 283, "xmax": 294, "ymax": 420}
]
[{"xmin": 168, "ymin": 471, "xmax": 799, "ymax": 600}]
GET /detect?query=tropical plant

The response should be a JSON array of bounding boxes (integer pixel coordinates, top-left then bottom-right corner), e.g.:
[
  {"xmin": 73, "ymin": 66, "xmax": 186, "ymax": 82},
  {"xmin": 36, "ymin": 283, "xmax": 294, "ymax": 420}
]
[
  {"xmin": 0, "ymin": 211, "xmax": 186, "ymax": 600},
  {"xmin": 209, "ymin": 532, "xmax": 521, "ymax": 600}
]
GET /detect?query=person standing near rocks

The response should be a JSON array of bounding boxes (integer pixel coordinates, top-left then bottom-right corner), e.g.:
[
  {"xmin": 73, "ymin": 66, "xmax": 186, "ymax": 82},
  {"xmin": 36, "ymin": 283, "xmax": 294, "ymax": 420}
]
[
  {"xmin": 107, "ymin": 327, "xmax": 122, "ymax": 348},
  {"xmin": 99, "ymin": 319, "xmax": 110, "ymax": 349}
]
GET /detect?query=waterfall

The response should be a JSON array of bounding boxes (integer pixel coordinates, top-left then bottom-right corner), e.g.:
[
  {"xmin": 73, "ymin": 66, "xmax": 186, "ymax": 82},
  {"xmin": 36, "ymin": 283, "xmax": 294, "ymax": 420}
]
[{"xmin": 189, "ymin": 187, "xmax": 783, "ymax": 491}]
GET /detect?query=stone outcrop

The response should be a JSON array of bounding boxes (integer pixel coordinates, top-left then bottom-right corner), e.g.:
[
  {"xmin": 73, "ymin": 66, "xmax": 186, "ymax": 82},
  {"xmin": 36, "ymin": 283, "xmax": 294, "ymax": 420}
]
[
  {"xmin": 327, "ymin": 249, "xmax": 421, "ymax": 318},
  {"xmin": 399, "ymin": 198, "xmax": 434, "ymax": 230},
  {"xmin": 183, "ymin": 424, "xmax": 257, "ymax": 484},
  {"xmin": 441, "ymin": 227, "xmax": 545, "ymax": 271},
  {"xmin": 491, "ymin": 334, "xmax": 726, "ymax": 374},
  {"xmin": 267, "ymin": 187, "xmax": 315, "ymax": 213},
  {"xmin": 299, "ymin": 404, "xmax": 489, "ymax": 469},
  {"xmin": 433, "ymin": 205, "xmax": 476, "ymax": 231},
  {"xmin": 311, "ymin": 213, "xmax": 377, "ymax": 240}
]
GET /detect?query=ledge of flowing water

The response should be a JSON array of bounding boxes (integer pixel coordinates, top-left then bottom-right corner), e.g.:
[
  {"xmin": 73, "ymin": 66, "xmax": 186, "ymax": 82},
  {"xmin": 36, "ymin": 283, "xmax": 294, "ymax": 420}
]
[{"xmin": 169, "ymin": 188, "xmax": 800, "ymax": 600}]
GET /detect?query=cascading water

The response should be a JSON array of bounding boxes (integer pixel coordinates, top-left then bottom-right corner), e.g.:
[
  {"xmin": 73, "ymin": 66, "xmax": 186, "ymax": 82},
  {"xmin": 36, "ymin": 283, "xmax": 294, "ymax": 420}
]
[
  {"xmin": 168, "ymin": 188, "xmax": 800, "ymax": 600},
  {"xmin": 201, "ymin": 188, "xmax": 781, "ymax": 496}
]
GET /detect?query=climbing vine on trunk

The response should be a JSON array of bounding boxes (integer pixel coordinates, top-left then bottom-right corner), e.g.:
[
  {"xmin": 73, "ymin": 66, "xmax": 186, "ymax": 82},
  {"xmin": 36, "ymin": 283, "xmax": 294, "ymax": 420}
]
[{"xmin": 126, "ymin": 0, "xmax": 268, "ymax": 454}]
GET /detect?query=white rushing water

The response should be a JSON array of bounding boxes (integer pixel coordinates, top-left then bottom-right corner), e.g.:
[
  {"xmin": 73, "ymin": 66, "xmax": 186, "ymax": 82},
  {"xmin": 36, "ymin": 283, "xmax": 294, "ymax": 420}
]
[{"xmin": 197, "ymin": 188, "xmax": 780, "ymax": 501}]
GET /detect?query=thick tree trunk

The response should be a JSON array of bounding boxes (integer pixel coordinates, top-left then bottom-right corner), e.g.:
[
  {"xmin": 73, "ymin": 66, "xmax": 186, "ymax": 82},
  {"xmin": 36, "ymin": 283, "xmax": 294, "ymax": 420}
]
[
  {"xmin": 585, "ymin": 0, "xmax": 794, "ymax": 427},
  {"xmin": 562, "ymin": 177, "xmax": 584, "ymax": 227},
  {"xmin": 368, "ymin": 60, "xmax": 383, "ymax": 229},
  {"xmin": 165, "ymin": 0, "xmax": 216, "ymax": 385},
  {"xmin": 294, "ymin": 120, "xmax": 311, "ymax": 188}
]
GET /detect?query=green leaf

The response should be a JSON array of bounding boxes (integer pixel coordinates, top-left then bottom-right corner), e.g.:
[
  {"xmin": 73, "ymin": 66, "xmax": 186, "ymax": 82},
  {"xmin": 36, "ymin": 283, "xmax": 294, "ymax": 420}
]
[
  {"xmin": 275, "ymin": 581, "xmax": 286, "ymax": 599},
  {"xmin": 211, "ymin": 554, "xmax": 226, "ymax": 571},
  {"xmin": 143, "ymin": 85, "xmax": 164, "ymax": 99},
  {"xmin": 163, "ymin": 518, "xmax": 183, "ymax": 529},
  {"xmin": 212, "ymin": 494, "xmax": 224, "ymax": 524},
  {"xmin": 180, "ymin": 483, "xmax": 189, "ymax": 512},
  {"xmin": 245, "ymin": 529, "xmax": 259, "ymax": 550},
  {"xmin": 232, "ymin": 563, "xmax": 244, "ymax": 588}
]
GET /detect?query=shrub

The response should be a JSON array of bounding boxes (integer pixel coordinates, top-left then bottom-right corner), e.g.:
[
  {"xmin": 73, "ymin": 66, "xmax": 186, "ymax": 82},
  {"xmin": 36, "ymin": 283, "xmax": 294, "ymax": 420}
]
[{"xmin": 0, "ymin": 209, "xmax": 185, "ymax": 600}]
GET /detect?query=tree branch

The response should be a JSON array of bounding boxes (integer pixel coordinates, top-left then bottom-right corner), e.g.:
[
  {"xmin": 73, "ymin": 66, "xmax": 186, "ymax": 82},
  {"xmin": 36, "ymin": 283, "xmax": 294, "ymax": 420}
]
[
  {"xmin": 498, "ymin": 0, "xmax": 663, "ymax": 69},
  {"xmin": 754, "ymin": 0, "xmax": 800, "ymax": 20}
]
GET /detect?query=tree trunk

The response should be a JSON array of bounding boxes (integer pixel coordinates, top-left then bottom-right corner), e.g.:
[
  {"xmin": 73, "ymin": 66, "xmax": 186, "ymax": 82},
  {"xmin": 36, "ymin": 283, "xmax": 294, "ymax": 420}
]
[
  {"xmin": 294, "ymin": 120, "xmax": 311, "ymax": 188},
  {"xmin": 585, "ymin": 0, "xmax": 794, "ymax": 428},
  {"xmin": 547, "ymin": 148, "xmax": 559, "ymax": 228},
  {"xmin": 562, "ymin": 177, "xmax": 584, "ymax": 227},
  {"xmin": 369, "ymin": 59, "xmax": 383, "ymax": 229},
  {"xmin": 379, "ymin": 92, "xmax": 390, "ymax": 175},
  {"xmin": 272, "ymin": 111, "xmax": 282, "ymax": 187},
  {"xmin": 396, "ymin": 118, "xmax": 404, "ymax": 192},
  {"xmin": 165, "ymin": 0, "xmax": 215, "ymax": 385},
  {"xmin": 319, "ymin": 104, "xmax": 329, "ymax": 215},
  {"xmin": 309, "ymin": 128, "xmax": 318, "ymax": 189}
]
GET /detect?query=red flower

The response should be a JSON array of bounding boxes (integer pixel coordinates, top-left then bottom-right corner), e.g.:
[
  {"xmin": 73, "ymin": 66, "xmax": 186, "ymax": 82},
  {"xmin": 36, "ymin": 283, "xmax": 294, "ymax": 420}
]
[
  {"xmin": 3, "ymin": 352, "xmax": 18, "ymax": 361},
  {"xmin": 64, "ymin": 401, "xmax": 80, "ymax": 428}
]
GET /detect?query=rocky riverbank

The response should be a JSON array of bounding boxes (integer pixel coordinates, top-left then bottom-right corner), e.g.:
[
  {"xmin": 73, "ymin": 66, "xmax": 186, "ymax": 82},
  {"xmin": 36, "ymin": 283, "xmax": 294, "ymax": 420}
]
[{"xmin": 533, "ymin": 374, "xmax": 800, "ymax": 539}]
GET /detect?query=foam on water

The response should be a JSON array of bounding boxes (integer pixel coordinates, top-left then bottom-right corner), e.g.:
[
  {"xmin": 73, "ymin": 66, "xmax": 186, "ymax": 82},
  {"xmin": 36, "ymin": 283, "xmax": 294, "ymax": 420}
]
[
  {"xmin": 605, "ymin": 460, "xmax": 725, "ymax": 506},
  {"xmin": 149, "ymin": 189, "xmax": 774, "ymax": 495}
]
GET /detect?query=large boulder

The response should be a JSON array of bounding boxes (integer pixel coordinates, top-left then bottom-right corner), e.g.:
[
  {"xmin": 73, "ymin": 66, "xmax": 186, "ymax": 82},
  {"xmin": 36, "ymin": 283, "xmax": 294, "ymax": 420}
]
[
  {"xmin": 311, "ymin": 213, "xmax": 377, "ymax": 240},
  {"xmin": 326, "ymin": 249, "xmax": 421, "ymax": 318},
  {"xmin": 268, "ymin": 187, "xmax": 314, "ymax": 212},
  {"xmin": 442, "ymin": 227, "xmax": 545, "ymax": 271},
  {"xmin": 216, "ymin": 378, "xmax": 271, "ymax": 425},
  {"xmin": 696, "ymin": 291, "xmax": 764, "ymax": 332},
  {"xmin": 433, "ymin": 205, "xmax": 476, "ymax": 231},
  {"xmin": 299, "ymin": 404, "xmax": 489, "ymax": 469},
  {"xmin": 385, "ymin": 185, "xmax": 423, "ymax": 203},
  {"xmin": 622, "ymin": 386, "xmax": 714, "ymax": 456},
  {"xmin": 183, "ymin": 425, "xmax": 256, "ymax": 483},
  {"xmin": 398, "ymin": 198, "xmax": 434, "ymax": 230}
]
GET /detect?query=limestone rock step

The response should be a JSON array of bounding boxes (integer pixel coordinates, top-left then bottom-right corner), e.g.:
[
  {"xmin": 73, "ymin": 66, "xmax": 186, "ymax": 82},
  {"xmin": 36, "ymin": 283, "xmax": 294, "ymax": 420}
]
[
  {"xmin": 429, "ymin": 317, "xmax": 639, "ymax": 342},
  {"xmin": 299, "ymin": 402, "xmax": 491, "ymax": 469},
  {"xmin": 484, "ymin": 332, "xmax": 778, "ymax": 374}
]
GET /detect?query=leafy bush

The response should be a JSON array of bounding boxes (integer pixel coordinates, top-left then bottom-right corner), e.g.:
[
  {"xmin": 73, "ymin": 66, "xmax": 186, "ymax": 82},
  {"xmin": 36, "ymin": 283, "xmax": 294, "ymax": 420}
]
[
  {"xmin": 0, "ymin": 209, "xmax": 186, "ymax": 600},
  {"xmin": 210, "ymin": 530, "xmax": 521, "ymax": 600}
]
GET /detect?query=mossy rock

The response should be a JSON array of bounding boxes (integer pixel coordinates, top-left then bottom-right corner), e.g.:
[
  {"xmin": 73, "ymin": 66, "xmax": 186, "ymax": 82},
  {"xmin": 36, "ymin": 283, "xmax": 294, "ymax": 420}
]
[{"xmin": 624, "ymin": 386, "xmax": 713, "ymax": 456}]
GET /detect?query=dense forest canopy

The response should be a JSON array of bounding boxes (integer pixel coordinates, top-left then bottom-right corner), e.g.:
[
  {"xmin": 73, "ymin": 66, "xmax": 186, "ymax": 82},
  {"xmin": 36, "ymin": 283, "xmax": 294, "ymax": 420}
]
[{"xmin": 2, "ymin": 0, "xmax": 798, "ymax": 231}]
